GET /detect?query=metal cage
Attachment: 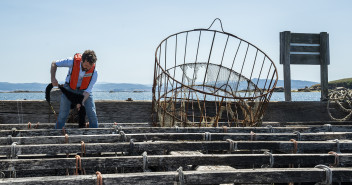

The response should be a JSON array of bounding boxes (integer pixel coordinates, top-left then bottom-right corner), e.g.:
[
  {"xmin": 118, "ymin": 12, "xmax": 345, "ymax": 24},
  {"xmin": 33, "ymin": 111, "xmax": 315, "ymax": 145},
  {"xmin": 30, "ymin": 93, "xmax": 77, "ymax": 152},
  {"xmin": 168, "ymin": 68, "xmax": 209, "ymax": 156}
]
[{"xmin": 152, "ymin": 19, "xmax": 278, "ymax": 127}]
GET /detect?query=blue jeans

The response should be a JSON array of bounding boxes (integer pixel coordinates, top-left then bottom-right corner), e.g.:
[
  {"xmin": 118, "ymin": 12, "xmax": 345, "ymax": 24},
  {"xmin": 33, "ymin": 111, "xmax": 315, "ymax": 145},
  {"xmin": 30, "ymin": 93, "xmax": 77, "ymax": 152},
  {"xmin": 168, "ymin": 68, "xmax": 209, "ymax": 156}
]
[{"xmin": 55, "ymin": 84, "xmax": 98, "ymax": 129}]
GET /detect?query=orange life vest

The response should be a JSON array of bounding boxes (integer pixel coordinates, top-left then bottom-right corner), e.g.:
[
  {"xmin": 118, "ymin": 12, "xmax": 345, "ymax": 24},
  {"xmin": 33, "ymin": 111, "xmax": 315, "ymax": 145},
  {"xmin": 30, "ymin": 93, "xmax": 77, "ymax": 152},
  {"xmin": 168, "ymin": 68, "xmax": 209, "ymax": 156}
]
[{"xmin": 69, "ymin": 53, "xmax": 95, "ymax": 90}]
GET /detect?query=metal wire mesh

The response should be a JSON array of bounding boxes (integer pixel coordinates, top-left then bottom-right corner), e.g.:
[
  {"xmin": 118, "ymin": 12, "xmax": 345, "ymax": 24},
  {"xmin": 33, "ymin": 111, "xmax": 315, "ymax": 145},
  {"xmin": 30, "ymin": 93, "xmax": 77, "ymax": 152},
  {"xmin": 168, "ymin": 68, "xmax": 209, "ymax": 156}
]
[{"xmin": 152, "ymin": 19, "xmax": 278, "ymax": 127}]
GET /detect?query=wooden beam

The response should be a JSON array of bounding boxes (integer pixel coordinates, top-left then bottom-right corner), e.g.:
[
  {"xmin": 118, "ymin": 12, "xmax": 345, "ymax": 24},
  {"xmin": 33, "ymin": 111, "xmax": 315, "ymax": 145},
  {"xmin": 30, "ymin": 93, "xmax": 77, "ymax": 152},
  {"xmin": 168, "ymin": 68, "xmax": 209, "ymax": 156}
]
[
  {"xmin": 1, "ymin": 154, "xmax": 350, "ymax": 172},
  {"xmin": 1, "ymin": 168, "xmax": 351, "ymax": 184},
  {"xmin": 290, "ymin": 33, "xmax": 320, "ymax": 44},
  {"xmin": 0, "ymin": 140, "xmax": 350, "ymax": 156},
  {"xmin": 0, "ymin": 123, "xmax": 151, "ymax": 130},
  {"xmin": 290, "ymin": 54, "xmax": 320, "ymax": 65},
  {"xmin": 280, "ymin": 31, "xmax": 291, "ymax": 101},
  {"xmin": 2, "ymin": 125, "xmax": 352, "ymax": 137},
  {"xmin": 1, "ymin": 132, "xmax": 352, "ymax": 145},
  {"xmin": 320, "ymin": 32, "xmax": 329, "ymax": 101}
]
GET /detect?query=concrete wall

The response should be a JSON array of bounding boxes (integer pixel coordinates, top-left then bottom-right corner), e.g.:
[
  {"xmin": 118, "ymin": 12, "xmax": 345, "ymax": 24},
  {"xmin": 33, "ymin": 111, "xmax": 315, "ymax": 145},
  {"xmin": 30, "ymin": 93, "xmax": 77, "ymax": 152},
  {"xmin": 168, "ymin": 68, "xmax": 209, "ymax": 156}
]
[{"xmin": 0, "ymin": 100, "xmax": 331, "ymax": 124}]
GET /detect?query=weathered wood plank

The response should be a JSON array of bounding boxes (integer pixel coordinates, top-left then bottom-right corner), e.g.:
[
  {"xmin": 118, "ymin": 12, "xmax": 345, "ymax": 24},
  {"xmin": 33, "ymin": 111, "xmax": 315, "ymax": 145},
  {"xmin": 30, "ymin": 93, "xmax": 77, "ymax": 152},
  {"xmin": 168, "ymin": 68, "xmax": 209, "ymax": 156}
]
[
  {"xmin": 283, "ymin": 121, "xmax": 352, "ymax": 126},
  {"xmin": 0, "ymin": 140, "xmax": 350, "ymax": 156},
  {"xmin": 290, "ymin": 54, "xmax": 320, "ymax": 65},
  {"xmin": 3, "ymin": 125, "xmax": 352, "ymax": 137},
  {"xmin": 290, "ymin": 33, "xmax": 320, "ymax": 44},
  {"xmin": 0, "ymin": 122, "xmax": 151, "ymax": 130},
  {"xmin": 1, "ymin": 154, "xmax": 349, "ymax": 172},
  {"xmin": 280, "ymin": 31, "xmax": 292, "ymax": 101},
  {"xmin": 1, "ymin": 132, "xmax": 352, "ymax": 145},
  {"xmin": 290, "ymin": 45, "xmax": 320, "ymax": 52},
  {"xmin": 1, "ymin": 168, "xmax": 352, "ymax": 184}
]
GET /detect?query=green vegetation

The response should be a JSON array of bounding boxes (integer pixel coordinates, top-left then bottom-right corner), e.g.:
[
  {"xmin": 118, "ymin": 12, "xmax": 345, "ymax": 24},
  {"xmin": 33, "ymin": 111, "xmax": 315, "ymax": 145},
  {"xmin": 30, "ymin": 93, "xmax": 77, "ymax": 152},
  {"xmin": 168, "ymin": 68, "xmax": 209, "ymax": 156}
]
[{"xmin": 311, "ymin": 78, "xmax": 352, "ymax": 89}]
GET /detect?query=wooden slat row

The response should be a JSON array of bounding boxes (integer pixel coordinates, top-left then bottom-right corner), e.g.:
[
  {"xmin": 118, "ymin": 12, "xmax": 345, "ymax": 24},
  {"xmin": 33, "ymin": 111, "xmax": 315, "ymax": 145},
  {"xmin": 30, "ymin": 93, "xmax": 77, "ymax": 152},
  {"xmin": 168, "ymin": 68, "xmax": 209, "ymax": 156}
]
[{"xmin": 1, "ymin": 168, "xmax": 351, "ymax": 185}]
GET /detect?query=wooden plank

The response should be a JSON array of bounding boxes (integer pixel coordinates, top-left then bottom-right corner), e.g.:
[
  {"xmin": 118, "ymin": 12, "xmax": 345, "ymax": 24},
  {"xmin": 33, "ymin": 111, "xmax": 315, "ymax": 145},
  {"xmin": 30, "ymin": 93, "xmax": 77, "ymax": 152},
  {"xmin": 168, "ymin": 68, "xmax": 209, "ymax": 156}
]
[
  {"xmin": 290, "ymin": 33, "xmax": 320, "ymax": 44},
  {"xmin": 290, "ymin": 54, "xmax": 321, "ymax": 65},
  {"xmin": 1, "ymin": 132, "xmax": 352, "ymax": 145},
  {"xmin": 2, "ymin": 153, "xmax": 347, "ymax": 172},
  {"xmin": 3, "ymin": 125, "xmax": 352, "ymax": 137},
  {"xmin": 283, "ymin": 121, "xmax": 352, "ymax": 126},
  {"xmin": 320, "ymin": 32, "xmax": 329, "ymax": 101},
  {"xmin": 290, "ymin": 45, "xmax": 320, "ymax": 52},
  {"xmin": 280, "ymin": 31, "xmax": 291, "ymax": 101},
  {"xmin": 0, "ymin": 122, "xmax": 151, "ymax": 130},
  {"xmin": 1, "ymin": 168, "xmax": 352, "ymax": 184},
  {"xmin": 0, "ymin": 140, "xmax": 351, "ymax": 155}
]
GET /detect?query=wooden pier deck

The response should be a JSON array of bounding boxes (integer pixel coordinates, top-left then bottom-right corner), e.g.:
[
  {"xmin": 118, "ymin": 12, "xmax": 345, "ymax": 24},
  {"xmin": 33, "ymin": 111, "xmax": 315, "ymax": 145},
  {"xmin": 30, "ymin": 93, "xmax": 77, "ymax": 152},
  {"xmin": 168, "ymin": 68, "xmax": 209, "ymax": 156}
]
[{"xmin": 1, "ymin": 122, "xmax": 351, "ymax": 184}]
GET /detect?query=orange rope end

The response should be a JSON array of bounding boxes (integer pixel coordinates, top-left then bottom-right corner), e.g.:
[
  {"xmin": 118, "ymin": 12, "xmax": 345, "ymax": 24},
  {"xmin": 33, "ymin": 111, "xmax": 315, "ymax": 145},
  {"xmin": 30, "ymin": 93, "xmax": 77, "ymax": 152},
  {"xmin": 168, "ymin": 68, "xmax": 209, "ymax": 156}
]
[
  {"xmin": 28, "ymin": 122, "xmax": 31, "ymax": 129},
  {"xmin": 62, "ymin": 127, "xmax": 66, "ymax": 135},
  {"xmin": 65, "ymin": 134, "xmax": 69, "ymax": 144},
  {"xmin": 75, "ymin": 155, "xmax": 82, "ymax": 175},
  {"xmin": 81, "ymin": 141, "xmax": 86, "ymax": 156},
  {"xmin": 222, "ymin": 126, "xmax": 228, "ymax": 133},
  {"xmin": 290, "ymin": 139, "xmax": 298, "ymax": 154},
  {"xmin": 96, "ymin": 171, "xmax": 103, "ymax": 185},
  {"xmin": 35, "ymin": 122, "xmax": 39, "ymax": 129}
]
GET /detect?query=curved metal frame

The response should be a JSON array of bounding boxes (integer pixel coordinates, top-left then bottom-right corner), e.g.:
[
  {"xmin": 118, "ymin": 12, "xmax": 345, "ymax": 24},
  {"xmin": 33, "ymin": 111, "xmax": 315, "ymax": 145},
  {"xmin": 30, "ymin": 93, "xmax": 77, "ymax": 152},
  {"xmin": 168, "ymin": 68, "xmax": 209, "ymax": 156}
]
[{"xmin": 152, "ymin": 20, "xmax": 278, "ymax": 127}]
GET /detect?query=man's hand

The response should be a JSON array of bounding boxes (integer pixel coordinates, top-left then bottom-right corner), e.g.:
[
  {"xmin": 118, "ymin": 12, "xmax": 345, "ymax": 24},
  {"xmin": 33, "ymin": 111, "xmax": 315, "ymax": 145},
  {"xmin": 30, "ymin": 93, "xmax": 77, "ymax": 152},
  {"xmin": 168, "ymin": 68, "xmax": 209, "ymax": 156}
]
[
  {"xmin": 51, "ymin": 78, "xmax": 59, "ymax": 86},
  {"xmin": 82, "ymin": 91, "xmax": 90, "ymax": 106},
  {"xmin": 76, "ymin": 104, "xmax": 81, "ymax": 111},
  {"xmin": 50, "ymin": 61, "xmax": 58, "ymax": 86}
]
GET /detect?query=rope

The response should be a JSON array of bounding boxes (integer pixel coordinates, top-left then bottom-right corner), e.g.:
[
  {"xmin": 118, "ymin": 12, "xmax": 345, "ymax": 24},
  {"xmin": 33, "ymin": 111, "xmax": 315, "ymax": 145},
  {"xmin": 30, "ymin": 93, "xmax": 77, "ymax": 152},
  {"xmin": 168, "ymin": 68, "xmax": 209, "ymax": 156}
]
[
  {"xmin": 27, "ymin": 122, "xmax": 31, "ymax": 129},
  {"xmin": 250, "ymin": 131, "xmax": 256, "ymax": 141},
  {"xmin": 290, "ymin": 139, "xmax": 298, "ymax": 154},
  {"xmin": 81, "ymin": 141, "xmax": 86, "ymax": 157},
  {"xmin": 204, "ymin": 132, "xmax": 211, "ymax": 141},
  {"xmin": 62, "ymin": 127, "xmax": 66, "ymax": 135},
  {"xmin": 118, "ymin": 126, "xmax": 122, "ymax": 133},
  {"xmin": 11, "ymin": 128, "xmax": 17, "ymax": 137},
  {"xmin": 7, "ymin": 135, "xmax": 12, "ymax": 145},
  {"xmin": 206, "ymin": 18, "xmax": 225, "ymax": 32},
  {"xmin": 175, "ymin": 125, "xmax": 179, "ymax": 132},
  {"xmin": 64, "ymin": 133, "xmax": 69, "ymax": 175},
  {"xmin": 11, "ymin": 142, "xmax": 18, "ymax": 159},
  {"xmin": 34, "ymin": 122, "xmax": 39, "ymax": 129},
  {"xmin": 74, "ymin": 155, "xmax": 82, "ymax": 175},
  {"xmin": 293, "ymin": 131, "xmax": 301, "ymax": 141},
  {"xmin": 226, "ymin": 139, "xmax": 234, "ymax": 153},
  {"xmin": 176, "ymin": 167, "xmax": 185, "ymax": 185},
  {"xmin": 222, "ymin": 126, "xmax": 228, "ymax": 133},
  {"xmin": 262, "ymin": 151, "xmax": 274, "ymax": 168},
  {"xmin": 314, "ymin": 165, "xmax": 332, "ymax": 185},
  {"xmin": 142, "ymin": 151, "xmax": 148, "ymax": 172},
  {"xmin": 328, "ymin": 151, "xmax": 339, "ymax": 167},
  {"xmin": 96, "ymin": 171, "xmax": 103, "ymax": 185},
  {"xmin": 266, "ymin": 125, "xmax": 273, "ymax": 133},
  {"xmin": 119, "ymin": 131, "xmax": 127, "ymax": 142},
  {"xmin": 85, "ymin": 122, "xmax": 89, "ymax": 128},
  {"xmin": 0, "ymin": 171, "xmax": 5, "ymax": 178},
  {"xmin": 65, "ymin": 134, "xmax": 69, "ymax": 143},
  {"xmin": 129, "ymin": 139, "xmax": 135, "ymax": 155},
  {"xmin": 334, "ymin": 139, "xmax": 341, "ymax": 153},
  {"xmin": 324, "ymin": 124, "xmax": 332, "ymax": 132}
]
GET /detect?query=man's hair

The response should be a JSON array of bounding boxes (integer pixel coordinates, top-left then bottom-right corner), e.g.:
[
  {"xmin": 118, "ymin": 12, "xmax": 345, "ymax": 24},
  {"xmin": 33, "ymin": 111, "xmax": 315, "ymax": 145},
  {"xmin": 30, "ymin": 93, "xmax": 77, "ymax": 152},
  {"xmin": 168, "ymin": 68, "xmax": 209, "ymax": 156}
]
[{"xmin": 82, "ymin": 50, "xmax": 97, "ymax": 64}]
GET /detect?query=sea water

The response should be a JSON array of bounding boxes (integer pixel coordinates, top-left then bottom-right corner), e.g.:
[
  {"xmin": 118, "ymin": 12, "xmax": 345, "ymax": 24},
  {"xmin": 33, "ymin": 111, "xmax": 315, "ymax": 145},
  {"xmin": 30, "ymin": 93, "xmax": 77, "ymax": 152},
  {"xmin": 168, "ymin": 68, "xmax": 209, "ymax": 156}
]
[{"xmin": 0, "ymin": 91, "xmax": 321, "ymax": 101}]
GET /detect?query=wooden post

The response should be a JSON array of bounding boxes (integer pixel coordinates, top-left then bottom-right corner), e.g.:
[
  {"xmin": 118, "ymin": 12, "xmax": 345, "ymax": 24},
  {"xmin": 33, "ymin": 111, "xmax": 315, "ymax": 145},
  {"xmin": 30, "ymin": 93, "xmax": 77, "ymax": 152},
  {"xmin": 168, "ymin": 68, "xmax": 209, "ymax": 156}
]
[
  {"xmin": 320, "ymin": 32, "xmax": 329, "ymax": 101},
  {"xmin": 280, "ymin": 31, "xmax": 291, "ymax": 101}
]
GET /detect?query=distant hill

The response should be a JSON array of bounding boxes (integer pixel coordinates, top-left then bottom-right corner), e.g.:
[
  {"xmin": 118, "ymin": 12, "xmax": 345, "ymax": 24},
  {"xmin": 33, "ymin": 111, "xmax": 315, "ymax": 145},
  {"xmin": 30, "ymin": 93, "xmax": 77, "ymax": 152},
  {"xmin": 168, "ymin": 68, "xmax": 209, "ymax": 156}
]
[
  {"xmin": 0, "ymin": 80, "xmax": 317, "ymax": 92},
  {"xmin": 275, "ymin": 79, "xmax": 318, "ymax": 90},
  {"xmin": 252, "ymin": 79, "xmax": 318, "ymax": 90},
  {"xmin": 0, "ymin": 82, "xmax": 152, "ymax": 92},
  {"xmin": 311, "ymin": 78, "xmax": 352, "ymax": 89}
]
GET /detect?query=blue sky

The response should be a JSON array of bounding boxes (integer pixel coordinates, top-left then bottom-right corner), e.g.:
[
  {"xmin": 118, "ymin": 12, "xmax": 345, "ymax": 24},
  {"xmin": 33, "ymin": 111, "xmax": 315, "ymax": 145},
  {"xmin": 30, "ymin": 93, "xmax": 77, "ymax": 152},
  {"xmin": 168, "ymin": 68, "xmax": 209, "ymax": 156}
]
[{"xmin": 0, "ymin": 0, "xmax": 351, "ymax": 84}]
